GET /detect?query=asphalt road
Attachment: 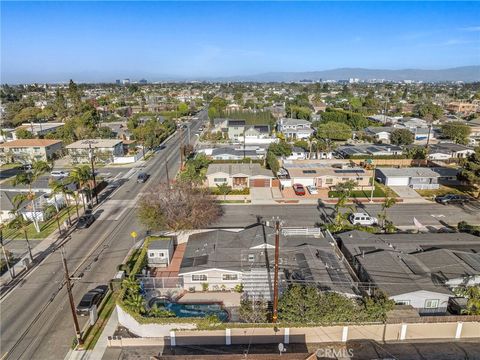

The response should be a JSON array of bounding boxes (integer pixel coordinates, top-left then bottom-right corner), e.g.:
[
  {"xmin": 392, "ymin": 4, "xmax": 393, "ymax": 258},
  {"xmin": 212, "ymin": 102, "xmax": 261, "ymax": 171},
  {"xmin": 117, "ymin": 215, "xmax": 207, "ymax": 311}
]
[
  {"xmin": 0, "ymin": 112, "xmax": 206, "ymax": 360},
  {"xmin": 212, "ymin": 201, "xmax": 480, "ymax": 228}
]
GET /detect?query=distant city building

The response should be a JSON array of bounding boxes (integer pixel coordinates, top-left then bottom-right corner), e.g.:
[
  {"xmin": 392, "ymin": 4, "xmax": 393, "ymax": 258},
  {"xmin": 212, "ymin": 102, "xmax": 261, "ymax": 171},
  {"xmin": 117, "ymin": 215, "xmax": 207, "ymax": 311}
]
[
  {"xmin": 138, "ymin": 78, "xmax": 148, "ymax": 84},
  {"xmin": 115, "ymin": 80, "xmax": 121, "ymax": 85},
  {"xmin": 122, "ymin": 79, "xmax": 130, "ymax": 85}
]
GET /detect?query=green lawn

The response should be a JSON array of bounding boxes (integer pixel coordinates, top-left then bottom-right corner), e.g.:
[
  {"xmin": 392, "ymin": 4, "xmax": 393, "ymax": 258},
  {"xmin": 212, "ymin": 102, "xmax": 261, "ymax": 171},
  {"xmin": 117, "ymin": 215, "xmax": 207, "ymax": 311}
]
[
  {"xmin": 416, "ymin": 184, "xmax": 478, "ymax": 198},
  {"xmin": 0, "ymin": 163, "xmax": 22, "ymax": 170},
  {"xmin": 3, "ymin": 206, "xmax": 76, "ymax": 240},
  {"xmin": 328, "ymin": 184, "xmax": 386, "ymax": 198}
]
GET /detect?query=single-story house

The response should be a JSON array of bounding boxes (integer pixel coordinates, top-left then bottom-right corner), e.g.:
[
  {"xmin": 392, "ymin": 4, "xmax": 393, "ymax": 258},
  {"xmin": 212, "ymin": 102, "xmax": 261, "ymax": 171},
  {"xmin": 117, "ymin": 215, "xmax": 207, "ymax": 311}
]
[
  {"xmin": 427, "ymin": 143, "xmax": 475, "ymax": 160},
  {"xmin": 179, "ymin": 225, "xmax": 356, "ymax": 298},
  {"xmin": 66, "ymin": 139, "xmax": 124, "ymax": 164},
  {"xmin": 15, "ymin": 122, "xmax": 64, "ymax": 138},
  {"xmin": 205, "ymin": 163, "xmax": 275, "ymax": 188},
  {"xmin": 0, "ymin": 191, "xmax": 16, "ymax": 224},
  {"xmin": 0, "ymin": 139, "xmax": 64, "ymax": 164},
  {"xmin": 376, "ymin": 167, "xmax": 440, "ymax": 189},
  {"xmin": 335, "ymin": 144, "xmax": 403, "ymax": 158},
  {"xmin": 336, "ymin": 230, "xmax": 480, "ymax": 315},
  {"xmin": 208, "ymin": 147, "xmax": 263, "ymax": 160},
  {"xmin": 283, "ymin": 163, "xmax": 373, "ymax": 189},
  {"xmin": 365, "ymin": 127, "xmax": 396, "ymax": 142},
  {"xmin": 368, "ymin": 115, "xmax": 402, "ymax": 124},
  {"xmin": 147, "ymin": 239, "xmax": 174, "ymax": 268},
  {"xmin": 238, "ymin": 125, "xmax": 277, "ymax": 145},
  {"xmin": 285, "ymin": 146, "xmax": 307, "ymax": 160}
]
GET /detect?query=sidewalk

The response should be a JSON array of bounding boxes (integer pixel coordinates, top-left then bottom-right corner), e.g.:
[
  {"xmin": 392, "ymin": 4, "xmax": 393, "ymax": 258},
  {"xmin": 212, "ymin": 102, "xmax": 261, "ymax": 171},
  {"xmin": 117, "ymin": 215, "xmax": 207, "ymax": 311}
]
[
  {"xmin": 0, "ymin": 215, "xmax": 78, "ymax": 288},
  {"xmin": 64, "ymin": 308, "xmax": 119, "ymax": 360}
]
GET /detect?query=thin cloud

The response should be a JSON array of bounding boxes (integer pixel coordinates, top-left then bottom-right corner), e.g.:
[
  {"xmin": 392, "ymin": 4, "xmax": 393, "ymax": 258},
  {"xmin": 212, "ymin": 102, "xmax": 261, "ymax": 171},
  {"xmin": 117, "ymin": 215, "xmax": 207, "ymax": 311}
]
[{"xmin": 460, "ymin": 26, "xmax": 480, "ymax": 32}]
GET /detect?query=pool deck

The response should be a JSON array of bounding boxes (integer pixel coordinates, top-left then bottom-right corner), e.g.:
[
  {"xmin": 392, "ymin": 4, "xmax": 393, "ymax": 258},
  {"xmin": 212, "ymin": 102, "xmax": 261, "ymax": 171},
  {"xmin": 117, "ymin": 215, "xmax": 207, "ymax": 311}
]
[
  {"xmin": 177, "ymin": 292, "xmax": 241, "ymax": 308},
  {"xmin": 151, "ymin": 243, "xmax": 186, "ymax": 278}
]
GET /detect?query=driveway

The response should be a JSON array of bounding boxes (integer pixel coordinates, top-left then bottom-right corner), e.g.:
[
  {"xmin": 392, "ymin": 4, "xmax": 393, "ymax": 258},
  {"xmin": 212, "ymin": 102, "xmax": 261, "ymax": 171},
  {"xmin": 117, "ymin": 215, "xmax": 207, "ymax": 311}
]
[
  {"xmin": 250, "ymin": 187, "xmax": 273, "ymax": 204},
  {"xmin": 390, "ymin": 186, "xmax": 429, "ymax": 203}
]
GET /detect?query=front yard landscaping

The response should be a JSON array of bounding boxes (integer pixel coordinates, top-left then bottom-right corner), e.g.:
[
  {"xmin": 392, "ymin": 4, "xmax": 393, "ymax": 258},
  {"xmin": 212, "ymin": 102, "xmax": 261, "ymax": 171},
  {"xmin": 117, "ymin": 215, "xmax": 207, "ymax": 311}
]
[
  {"xmin": 416, "ymin": 184, "xmax": 478, "ymax": 199},
  {"xmin": 328, "ymin": 183, "xmax": 386, "ymax": 198}
]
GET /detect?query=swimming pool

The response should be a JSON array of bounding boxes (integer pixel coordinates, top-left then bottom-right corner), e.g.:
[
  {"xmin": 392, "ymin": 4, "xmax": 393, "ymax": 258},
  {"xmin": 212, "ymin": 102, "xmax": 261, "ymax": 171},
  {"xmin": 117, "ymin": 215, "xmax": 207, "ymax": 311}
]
[{"xmin": 148, "ymin": 297, "xmax": 229, "ymax": 322}]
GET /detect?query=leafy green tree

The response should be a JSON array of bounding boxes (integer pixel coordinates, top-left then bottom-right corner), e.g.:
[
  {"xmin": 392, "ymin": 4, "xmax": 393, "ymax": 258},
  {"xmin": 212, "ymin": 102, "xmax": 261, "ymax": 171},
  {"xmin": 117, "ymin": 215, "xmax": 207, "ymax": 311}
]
[
  {"xmin": 458, "ymin": 146, "xmax": 480, "ymax": 198},
  {"xmin": 414, "ymin": 102, "xmax": 443, "ymax": 120},
  {"xmin": 124, "ymin": 293, "xmax": 146, "ymax": 314},
  {"xmin": 266, "ymin": 151, "xmax": 280, "ymax": 174},
  {"xmin": 177, "ymin": 102, "xmax": 189, "ymax": 116},
  {"xmin": 379, "ymin": 195, "xmax": 397, "ymax": 232},
  {"xmin": 362, "ymin": 291, "xmax": 395, "ymax": 321},
  {"xmin": 68, "ymin": 79, "xmax": 82, "ymax": 111},
  {"xmin": 69, "ymin": 165, "xmax": 93, "ymax": 209},
  {"xmin": 406, "ymin": 146, "xmax": 427, "ymax": 159},
  {"xmin": 13, "ymin": 107, "xmax": 41, "ymax": 125},
  {"xmin": 454, "ymin": 286, "xmax": 480, "ymax": 315},
  {"xmin": 15, "ymin": 128, "xmax": 33, "ymax": 139},
  {"xmin": 316, "ymin": 122, "xmax": 352, "ymax": 141},
  {"xmin": 268, "ymin": 141, "xmax": 292, "ymax": 157},
  {"xmin": 390, "ymin": 128, "xmax": 414, "ymax": 145},
  {"xmin": 441, "ymin": 123, "xmax": 471, "ymax": 145}
]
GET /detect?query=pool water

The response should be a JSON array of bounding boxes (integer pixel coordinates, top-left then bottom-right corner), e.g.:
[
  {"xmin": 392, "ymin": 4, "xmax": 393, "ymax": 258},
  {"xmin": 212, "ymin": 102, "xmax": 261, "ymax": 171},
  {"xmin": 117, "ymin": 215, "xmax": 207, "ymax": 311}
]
[{"xmin": 148, "ymin": 297, "xmax": 229, "ymax": 322}]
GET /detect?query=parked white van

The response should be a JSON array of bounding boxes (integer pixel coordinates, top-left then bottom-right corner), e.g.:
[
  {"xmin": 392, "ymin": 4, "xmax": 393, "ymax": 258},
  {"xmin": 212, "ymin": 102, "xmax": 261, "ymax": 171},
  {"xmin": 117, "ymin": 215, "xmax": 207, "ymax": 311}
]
[{"xmin": 349, "ymin": 212, "xmax": 378, "ymax": 226}]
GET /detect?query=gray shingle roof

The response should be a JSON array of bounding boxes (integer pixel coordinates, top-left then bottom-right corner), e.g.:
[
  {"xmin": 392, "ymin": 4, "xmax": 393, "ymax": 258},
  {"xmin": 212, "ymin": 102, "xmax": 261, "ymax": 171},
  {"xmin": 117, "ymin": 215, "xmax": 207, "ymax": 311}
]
[{"xmin": 206, "ymin": 163, "xmax": 274, "ymax": 178}]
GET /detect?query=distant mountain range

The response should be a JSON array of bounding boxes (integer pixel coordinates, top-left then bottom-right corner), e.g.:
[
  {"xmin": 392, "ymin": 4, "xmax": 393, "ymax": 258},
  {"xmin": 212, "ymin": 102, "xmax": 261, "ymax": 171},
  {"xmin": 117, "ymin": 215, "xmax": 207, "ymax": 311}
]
[{"xmin": 201, "ymin": 66, "xmax": 480, "ymax": 83}]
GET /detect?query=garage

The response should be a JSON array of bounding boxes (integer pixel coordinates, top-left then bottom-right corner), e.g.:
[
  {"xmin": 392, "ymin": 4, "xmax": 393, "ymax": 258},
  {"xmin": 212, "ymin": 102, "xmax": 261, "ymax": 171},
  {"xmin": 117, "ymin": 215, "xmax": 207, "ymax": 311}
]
[
  {"xmin": 385, "ymin": 177, "xmax": 409, "ymax": 186},
  {"xmin": 249, "ymin": 178, "xmax": 271, "ymax": 187}
]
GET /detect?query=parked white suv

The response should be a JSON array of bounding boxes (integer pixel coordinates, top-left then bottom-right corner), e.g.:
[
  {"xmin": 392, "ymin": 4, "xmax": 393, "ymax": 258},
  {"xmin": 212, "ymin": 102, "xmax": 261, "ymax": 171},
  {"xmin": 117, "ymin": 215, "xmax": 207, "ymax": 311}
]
[
  {"xmin": 50, "ymin": 170, "xmax": 69, "ymax": 178},
  {"xmin": 349, "ymin": 212, "xmax": 378, "ymax": 226}
]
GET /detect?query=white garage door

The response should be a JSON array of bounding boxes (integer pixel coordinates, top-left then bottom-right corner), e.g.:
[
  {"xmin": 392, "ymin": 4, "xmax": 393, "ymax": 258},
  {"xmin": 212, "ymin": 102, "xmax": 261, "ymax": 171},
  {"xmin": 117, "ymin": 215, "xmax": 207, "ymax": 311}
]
[
  {"xmin": 293, "ymin": 178, "xmax": 315, "ymax": 186},
  {"xmin": 386, "ymin": 177, "xmax": 409, "ymax": 186}
]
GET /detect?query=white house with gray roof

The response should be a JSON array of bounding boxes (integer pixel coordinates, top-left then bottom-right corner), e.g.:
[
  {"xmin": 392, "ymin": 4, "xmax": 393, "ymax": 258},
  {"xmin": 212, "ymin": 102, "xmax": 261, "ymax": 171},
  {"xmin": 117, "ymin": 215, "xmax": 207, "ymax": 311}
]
[
  {"xmin": 205, "ymin": 163, "xmax": 275, "ymax": 188},
  {"xmin": 179, "ymin": 225, "xmax": 357, "ymax": 299},
  {"xmin": 277, "ymin": 118, "xmax": 314, "ymax": 139},
  {"xmin": 376, "ymin": 167, "xmax": 441, "ymax": 189},
  {"xmin": 66, "ymin": 139, "xmax": 124, "ymax": 164}
]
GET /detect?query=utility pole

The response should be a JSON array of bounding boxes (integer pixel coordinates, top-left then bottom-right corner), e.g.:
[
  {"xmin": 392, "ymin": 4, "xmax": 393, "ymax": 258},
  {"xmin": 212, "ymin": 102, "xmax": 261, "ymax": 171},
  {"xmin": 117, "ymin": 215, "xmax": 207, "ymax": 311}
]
[
  {"xmin": 85, "ymin": 141, "xmax": 99, "ymax": 205},
  {"xmin": 426, "ymin": 125, "xmax": 432, "ymax": 151},
  {"xmin": 272, "ymin": 219, "xmax": 280, "ymax": 324},
  {"xmin": 369, "ymin": 163, "xmax": 376, "ymax": 203},
  {"xmin": 61, "ymin": 246, "xmax": 83, "ymax": 347},
  {"xmin": 0, "ymin": 228, "xmax": 14, "ymax": 280},
  {"xmin": 165, "ymin": 159, "xmax": 170, "ymax": 186}
]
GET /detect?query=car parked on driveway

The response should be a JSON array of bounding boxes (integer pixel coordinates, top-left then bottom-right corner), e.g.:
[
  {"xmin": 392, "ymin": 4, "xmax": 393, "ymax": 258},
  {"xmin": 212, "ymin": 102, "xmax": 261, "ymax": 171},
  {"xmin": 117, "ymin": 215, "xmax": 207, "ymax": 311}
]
[
  {"xmin": 76, "ymin": 286, "xmax": 108, "ymax": 316},
  {"xmin": 77, "ymin": 214, "xmax": 95, "ymax": 229},
  {"xmin": 435, "ymin": 194, "xmax": 470, "ymax": 205},
  {"xmin": 293, "ymin": 183, "xmax": 306, "ymax": 196},
  {"xmin": 349, "ymin": 212, "xmax": 378, "ymax": 226},
  {"xmin": 306, "ymin": 185, "xmax": 318, "ymax": 195}
]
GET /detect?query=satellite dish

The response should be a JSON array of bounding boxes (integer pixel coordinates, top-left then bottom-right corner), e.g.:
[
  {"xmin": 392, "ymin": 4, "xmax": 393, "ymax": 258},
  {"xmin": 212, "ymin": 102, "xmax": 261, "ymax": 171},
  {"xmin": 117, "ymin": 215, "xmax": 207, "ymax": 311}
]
[{"xmin": 278, "ymin": 343, "xmax": 284, "ymax": 352}]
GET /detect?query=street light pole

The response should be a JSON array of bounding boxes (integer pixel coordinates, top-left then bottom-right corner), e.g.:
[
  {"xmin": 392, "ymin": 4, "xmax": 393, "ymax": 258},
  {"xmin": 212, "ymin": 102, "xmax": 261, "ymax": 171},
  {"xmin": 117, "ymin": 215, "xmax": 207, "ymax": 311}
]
[
  {"xmin": 369, "ymin": 163, "xmax": 376, "ymax": 203},
  {"xmin": 61, "ymin": 246, "xmax": 83, "ymax": 347}
]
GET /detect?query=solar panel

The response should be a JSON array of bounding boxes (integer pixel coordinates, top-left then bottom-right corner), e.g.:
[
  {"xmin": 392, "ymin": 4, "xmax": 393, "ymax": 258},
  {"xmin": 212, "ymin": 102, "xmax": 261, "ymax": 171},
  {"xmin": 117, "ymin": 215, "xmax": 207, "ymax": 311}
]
[
  {"xmin": 193, "ymin": 255, "xmax": 209, "ymax": 266},
  {"xmin": 334, "ymin": 169, "xmax": 365, "ymax": 174},
  {"xmin": 402, "ymin": 257, "xmax": 427, "ymax": 275},
  {"xmin": 455, "ymin": 252, "xmax": 480, "ymax": 272},
  {"xmin": 181, "ymin": 257, "xmax": 194, "ymax": 267}
]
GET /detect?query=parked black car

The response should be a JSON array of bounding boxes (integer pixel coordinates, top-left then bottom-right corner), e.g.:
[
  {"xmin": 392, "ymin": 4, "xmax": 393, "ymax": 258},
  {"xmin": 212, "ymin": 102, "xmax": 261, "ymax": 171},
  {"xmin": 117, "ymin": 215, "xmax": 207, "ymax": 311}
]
[
  {"xmin": 77, "ymin": 214, "xmax": 95, "ymax": 229},
  {"xmin": 76, "ymin": 287, "xmax": 107, "ymax": 316},
  {"xmin": 137, "ymin": 172, "xmax": 149, "ymax": 183},
  {"xmin": 435, "ymin": 194, "xmax": 470, "ymax": 205}
]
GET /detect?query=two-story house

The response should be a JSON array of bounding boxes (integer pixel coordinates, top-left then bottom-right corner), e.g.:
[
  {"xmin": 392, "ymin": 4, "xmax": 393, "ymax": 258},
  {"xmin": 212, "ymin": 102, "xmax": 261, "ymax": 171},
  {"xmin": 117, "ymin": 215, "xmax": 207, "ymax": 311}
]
[{"xmin": 277, "ymin": 118, "xmax": 314, "ymax": 139}]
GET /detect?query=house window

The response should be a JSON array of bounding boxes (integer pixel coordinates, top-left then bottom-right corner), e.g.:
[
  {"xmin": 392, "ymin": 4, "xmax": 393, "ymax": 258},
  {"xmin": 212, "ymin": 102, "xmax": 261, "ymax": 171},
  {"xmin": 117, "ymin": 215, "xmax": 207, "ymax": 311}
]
[
  {"xmin": 149, "ymin": 252, "xmax": 155, "ymax": 257},
  {"xmin": 248, "ymin": 254, "xmax": 255, "ymax": 262},
  {"xmin": 356, "ymin": 177, "xmax": 363, "ymax": 181},
  {"xmin": 158, "ymin": 252, "xmax": 164, "ymax": 257},
  {"xmin": 222, "ymin": 274, "xmax": 238, "ymax": 281},
  {"xmin": 325, "ymin": 178, "xmax": 333, "ymax": 185},
  {"xmin": 342, "ymin": 177, "xmax": 349, "ymax": 181},
  {"xmin": 192, "ymin": 274, "xmax": 207, "ymax": 282},
  {"xmin": 424, "ymin": 299, "xmax": 439, "ymax": 308},
  {"xmin": 214, "ymin": 178, "xmax": 227, "ymax": 183},
  {"xmin": 396, "ymin": 300, "xmax": 410, "ymax": 305}
]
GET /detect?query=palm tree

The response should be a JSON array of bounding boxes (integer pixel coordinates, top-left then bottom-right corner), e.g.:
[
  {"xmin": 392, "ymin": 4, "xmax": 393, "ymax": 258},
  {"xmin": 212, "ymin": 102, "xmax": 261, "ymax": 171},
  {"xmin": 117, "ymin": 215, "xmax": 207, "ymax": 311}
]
[
  {"xmin": 49, "ymin": 180, "xmax": 72, "ymax": 226},
  {"xmin": 69, "ymin": 165, "xmax": 93, "ymax": 210},
  {"xmin": 12, "ymin": 160, "xmax": 51, "ymax": 233},
  {"xmin": 8, "ymin": 196, "xmax": 34, "ymax": 262},
  {"xmin": 380, "ymin": 195, "xmax": 397, "ymax": 231},
  {"xmin": 124, "ymin": 293, "xmax": 146, "ymax": 314}
]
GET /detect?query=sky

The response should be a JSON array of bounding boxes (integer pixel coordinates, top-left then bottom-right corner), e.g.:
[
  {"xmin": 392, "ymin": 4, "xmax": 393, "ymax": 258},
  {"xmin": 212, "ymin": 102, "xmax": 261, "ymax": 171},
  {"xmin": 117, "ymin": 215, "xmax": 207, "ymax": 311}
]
[{"xmin": 1, "ymin": 1, "xmax": 480, "ymax": 83}]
